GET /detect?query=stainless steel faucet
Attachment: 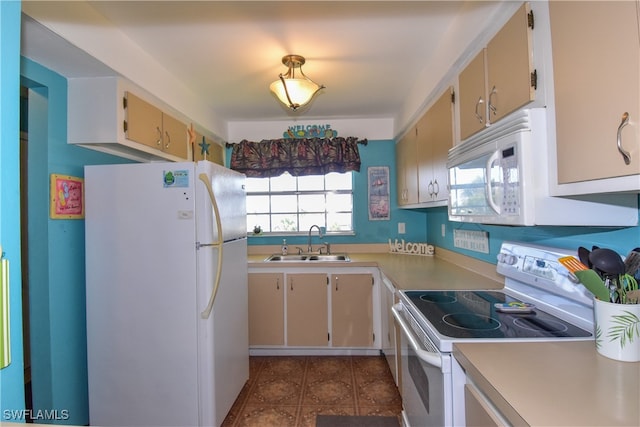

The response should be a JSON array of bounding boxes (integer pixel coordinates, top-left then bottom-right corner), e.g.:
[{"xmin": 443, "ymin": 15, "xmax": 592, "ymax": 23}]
[{"xmin": 307, "ymin": 225, "xmax": 323, "ymax": 253}]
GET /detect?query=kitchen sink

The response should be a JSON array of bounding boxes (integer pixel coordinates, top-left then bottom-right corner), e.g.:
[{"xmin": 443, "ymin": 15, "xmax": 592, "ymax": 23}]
[{"xmin": 265, "ymin": 253, "xmax": 350, "ymax": 262}]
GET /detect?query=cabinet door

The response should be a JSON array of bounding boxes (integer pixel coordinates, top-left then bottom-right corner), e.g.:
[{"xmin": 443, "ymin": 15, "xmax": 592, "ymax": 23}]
[
  {"xmin": 287, "ymin": 273, "xmax": 328, "ymax": 347},
  {"xmin": 248, "ymin": 273, "xmax": 284, "ymax": 346},
  {"xmin": 430, "ymin": 89, "xmax": 454, "ymax": 203},
  {"xmin": 124, "ymin": 92, "xmax": 163, "ymax": 150},
  {"xmin": 550, "ymin": 1, "xmax": 640, "ymax": 184},
  {"xmin": 416, "ymin": 112, "xmax": 432, "ymax": 204},
  {"xmin": 417, "ymin": 88, "xmax": 454, "ymax": 203},
  {"xmin": 331, "ymin": 274, "xmax": 373, "ymax": 347},
  {"xmin": 194, "ymin": 131, "xmax": 224, "ymax": 165},
  {"xmin": 464, "ymin": 384, "xmax": 505, "ymax": 427},
  {"xmin": 395, "ymin": 129, "xmax": 419, "ymax": 206},
  {"xmin": 161, "ymin": 113, "xmax": 188, "ymax": 159},
  {"xmin": 459, "ymin": 50, "xmax": 487, "ymax": 140},
  {"xmin": 486, "ymin": 2, "xmax": 534, "ymax": 123}
]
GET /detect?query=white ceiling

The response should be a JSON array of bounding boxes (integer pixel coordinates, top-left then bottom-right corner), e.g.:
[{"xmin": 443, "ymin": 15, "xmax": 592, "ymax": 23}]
[{"xmin": 20, "ymin": 1, "xmax": 512, "ymax": 137}]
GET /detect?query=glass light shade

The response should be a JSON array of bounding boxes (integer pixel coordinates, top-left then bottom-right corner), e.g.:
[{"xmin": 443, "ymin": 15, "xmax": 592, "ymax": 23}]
[{"xmin": 270, "ymin": 78, "xmax": 321, "ymax": 109}]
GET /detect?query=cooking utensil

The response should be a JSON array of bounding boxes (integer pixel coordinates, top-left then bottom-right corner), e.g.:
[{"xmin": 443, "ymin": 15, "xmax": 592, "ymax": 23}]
[
  {"xmin": 558, "ymin": 256, "xmax": 588, "ymax": 273},
  {"xmin": 578, "ymin": 246, "xmax": 592, "ymax": 268},
  {"xmin": 589, "ymin": 248, "xmax": 625, "ymax": 276},
  {"xmin": 573, "ymin": 269, "xmax": 611, "ymax": 301},
  {"xmin": 624, "ymin": 248, "xmax": 640, "ymax": 275}
]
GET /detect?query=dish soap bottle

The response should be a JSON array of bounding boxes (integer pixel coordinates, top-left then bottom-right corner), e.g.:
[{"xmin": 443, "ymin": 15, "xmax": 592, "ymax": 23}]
[{"xmin": 281, "ymin": 239, "xmax": 288, "ymax": 255}]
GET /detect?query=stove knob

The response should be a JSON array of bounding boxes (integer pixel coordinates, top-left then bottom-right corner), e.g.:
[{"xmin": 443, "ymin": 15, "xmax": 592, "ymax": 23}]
[{"xmin": 498, "ymin": 253, "xmax": 517, "ymax": 265}]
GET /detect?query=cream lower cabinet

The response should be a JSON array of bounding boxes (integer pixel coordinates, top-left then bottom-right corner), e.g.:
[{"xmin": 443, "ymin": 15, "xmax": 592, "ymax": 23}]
[
  {"xmin": 331, "ymin": 273, "xmax": 374, "ymax": 347},
  {"xmin": 248, "ymin": 268, "xmax": 379, "ymax": 352},
  {"xmin": 287, "ymin": 273, "xmax": 329, "ymax": 347},
  {"xmin": 464, "ymin": 383, "xmax": 508, "ymax": 426},
  {"xmin": 248, "ymin": 272, "xmax": 284, "ymax": 346}
]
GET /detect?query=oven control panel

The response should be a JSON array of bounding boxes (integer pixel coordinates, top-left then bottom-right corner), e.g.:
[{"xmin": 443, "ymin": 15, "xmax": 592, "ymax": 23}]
[{"xmin": 496, "ymin": 241, "xmax": 593, "ymax": 307}]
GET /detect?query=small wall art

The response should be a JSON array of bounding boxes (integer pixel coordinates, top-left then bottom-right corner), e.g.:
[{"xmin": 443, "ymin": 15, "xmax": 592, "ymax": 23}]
[
  {"xmin": 368, "ymin": 166, "xmax": 390, "ymax": 220},
  {"xmin": 50, "ymin": 174, "xmax": 84, "ymax": 219}
]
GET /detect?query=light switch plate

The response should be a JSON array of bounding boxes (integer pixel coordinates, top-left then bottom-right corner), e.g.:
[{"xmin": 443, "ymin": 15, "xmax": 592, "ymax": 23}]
[{"xmin": 398, "ymin": 222, "xmax": 406, "ymax": 234}]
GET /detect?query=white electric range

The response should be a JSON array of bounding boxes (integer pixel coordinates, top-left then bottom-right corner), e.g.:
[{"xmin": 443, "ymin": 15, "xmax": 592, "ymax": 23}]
[{"xmin": 392, "ymin": 241, "xmax": 595, "ymax": 427}]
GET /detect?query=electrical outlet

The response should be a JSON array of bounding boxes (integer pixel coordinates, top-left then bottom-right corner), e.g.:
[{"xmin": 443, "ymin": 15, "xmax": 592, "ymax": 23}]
[
  {"xmin": 398, "ymin": 222, "xmax": 406, "ymax": 234},
  {"xmin": 441, "ymin": 224, "xmax": 446, "ymax": 237}
]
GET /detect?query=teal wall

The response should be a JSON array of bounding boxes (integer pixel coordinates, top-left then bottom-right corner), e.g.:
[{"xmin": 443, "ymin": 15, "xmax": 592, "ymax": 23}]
[
  {"xmin": 426, "ymin": 205, "xmax": 640, "ymax": 264},
  {"xmin": 242, "ymin": 140, "xmax": 428, "ymax": 248},
  {"xmin": 0, "ymin": 0, "xmax": 25, "ymax": 418},
  {"xmin": 18, "ymin": 58, "xmax": 132, "ymax": 425}
]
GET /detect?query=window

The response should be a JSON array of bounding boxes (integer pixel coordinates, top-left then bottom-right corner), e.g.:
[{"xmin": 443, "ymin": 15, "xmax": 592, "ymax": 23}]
[{"xmin": 246, "ymin": 172, "xmax": 353, "ymax": 234}]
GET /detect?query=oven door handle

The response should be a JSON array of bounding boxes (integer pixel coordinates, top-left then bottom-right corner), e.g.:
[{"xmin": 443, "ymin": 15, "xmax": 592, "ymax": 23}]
[{"xmin": 392, "ymin": 304, "xmax": 442, "ymax": 369}]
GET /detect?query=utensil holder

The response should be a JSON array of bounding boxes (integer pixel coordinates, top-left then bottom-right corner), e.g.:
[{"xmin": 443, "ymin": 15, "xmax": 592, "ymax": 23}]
[{"xmin": 593, "ymin": 298, "xmax": 640, "ymax": 362}]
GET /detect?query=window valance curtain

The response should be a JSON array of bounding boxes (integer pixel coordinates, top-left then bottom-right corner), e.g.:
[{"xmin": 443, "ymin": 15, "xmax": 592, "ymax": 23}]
[{"xmin": 229, "ymin": 137, "xmax": 367, "ymax": 178}]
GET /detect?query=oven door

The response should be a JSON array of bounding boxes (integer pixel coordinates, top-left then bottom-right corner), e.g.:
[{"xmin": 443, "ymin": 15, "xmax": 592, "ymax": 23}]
[{"xmin": 392, "ymin": 304, "xmax": 452, "ymax": 427}]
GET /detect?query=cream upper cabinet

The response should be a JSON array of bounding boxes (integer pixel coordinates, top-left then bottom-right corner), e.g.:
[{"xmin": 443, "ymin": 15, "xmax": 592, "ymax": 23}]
[
  {"xmin": 193, "ymin": 131, "xmax": 224, "ymax": 165},
  {"xmin": 416, "ymin": 88, "xmax": 454, "ymax": 204},
  {"xmin": 331, "ymin": 274, "xmax": 374, "ymax": 348},
  {"xmin": 550, "ymin": 1, "xmax": 640, "ymax": 188},
  {"xmin": 458, "ymin": 3, "xmax": 535, "ymax": 141},
  {"xmin": 485, "ymin": 2, "xmax": 535, "ymax": 124},
  {"xmin": 124, "ymin": 92, "xmax": 188, "ymax": 160},
  {"xmin": 160, "ymin": 112, "xmax": 188, "ymax": 159},
  {"xmin": 248, "ymin": 272, "xmax": 284, "ymax": 346},
  {"xmin": 286, "ymin": 273, "xmax": 328, "ymax": 347},
  {"xmin": 459, "ymin": 50, "xmax": 488, "ymax": 140},
  {"xmin": 395, "ymin": 127, "xmax": 419, "ymax": 206}
]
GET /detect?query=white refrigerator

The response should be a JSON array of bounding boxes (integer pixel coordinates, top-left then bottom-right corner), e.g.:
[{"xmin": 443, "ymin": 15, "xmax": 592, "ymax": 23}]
[{"xmin": 84, "ymin": 160, "xmax": 248, "ymax": 427}]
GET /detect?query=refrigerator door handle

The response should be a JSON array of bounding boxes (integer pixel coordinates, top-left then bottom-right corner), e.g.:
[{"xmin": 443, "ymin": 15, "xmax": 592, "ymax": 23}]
[{"xmin": 198, "ymin": 173, "xmax": 224, "ymax": 319}]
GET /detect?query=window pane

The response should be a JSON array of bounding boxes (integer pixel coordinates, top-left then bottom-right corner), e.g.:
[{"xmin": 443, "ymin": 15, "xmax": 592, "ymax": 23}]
[
  {"xmin": 326, "ymin": 193, "xmax": 352, "ymax": 212},
  {"xmin": 300, "ymin": 214, "xmax": 325, "ymax": 230},
  {"xmin": 326, "ymin": 172, "xmax": 352, "ymax": 190},
  {"xmin": 245, "ymin": 172, "xmax": 353, "ymax": 234},
  {"xmin": 246, "ymin": 195, "xmax": 270, "ymax": 214},
  {"xmin": 271, "ymin": 195, "xmax": 298, "ymax": 213},
  {"xmin": 327, "ymin": 212, "xmax": 352, "ymax": 231},
  {"xmin": 245, "ymin": 177, "xmax": 270, "ymax": 192},
  {"xmin": 299, "ymin": 194, "xmax": 325, "ymax": 213},
  {"xmin": 270, "ymin": 173, "xmax": 296, "ymax": 191},
  {"xmin": 298, "ymin": 174, "xmax": 324, "ymax": 191},
  {"xmin": 247, "ymin": 214, "xmax": 270, "ymax": 233},
  {"xmin": 272, "ymin": 214, "xmax": 298, "ymax": 232}
]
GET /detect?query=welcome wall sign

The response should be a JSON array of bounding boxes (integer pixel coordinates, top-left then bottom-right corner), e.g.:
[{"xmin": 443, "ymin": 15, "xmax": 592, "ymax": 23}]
[
  {"xmin": 282, "ymin": 123, "xmax": 338, "ymax": 139},
  {"xmin": 388, "ymin": 238, "xmax": 435, "ymax": 256}
]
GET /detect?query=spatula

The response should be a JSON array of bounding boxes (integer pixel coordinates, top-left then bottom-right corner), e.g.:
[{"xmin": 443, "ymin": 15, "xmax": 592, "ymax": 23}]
[
  {"xmin": 558, "ymin": 256, "xmax": 610, "ymax": 301},
  {"xmin": 573, "ymin": 270, "xmax": 611, "ymax": 301}
]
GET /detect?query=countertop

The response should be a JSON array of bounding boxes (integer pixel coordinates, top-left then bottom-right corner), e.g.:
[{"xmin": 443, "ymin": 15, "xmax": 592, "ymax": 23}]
[
  {"xmin": 248, "ymin": 249, "xmax": 504, "ymax": 291},
  {"xmin": 454, "ymin": 341, "xmax": 640, "ymax": 426}
]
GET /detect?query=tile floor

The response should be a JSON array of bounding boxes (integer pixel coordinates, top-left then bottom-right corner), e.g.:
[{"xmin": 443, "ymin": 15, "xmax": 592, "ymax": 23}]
[{"xmin": 222, "ymin": 355, "xmax": 402, "ymax": 427}]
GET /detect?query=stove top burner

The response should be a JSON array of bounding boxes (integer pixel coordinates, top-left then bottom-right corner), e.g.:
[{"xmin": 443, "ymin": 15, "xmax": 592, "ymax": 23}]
[
  {"xmin": 420, "ymin": 294, "xmax": 457, "ymax": 304},
  {"xmin": 442, "ymin": 313, "xmax": 501, "ymax": 331},
  {"xmin": 404, "ymin": 290, "xmax": 591, "ymax": 340}
]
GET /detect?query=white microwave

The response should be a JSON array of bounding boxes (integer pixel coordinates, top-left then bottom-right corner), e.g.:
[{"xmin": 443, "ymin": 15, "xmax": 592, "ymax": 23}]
[{"xmin": 446, "ymin": 109, "xmax": 638, "ymax": 226}]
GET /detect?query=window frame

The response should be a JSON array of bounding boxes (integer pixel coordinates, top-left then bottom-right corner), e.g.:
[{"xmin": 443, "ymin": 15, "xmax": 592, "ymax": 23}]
[{"xmin": 246, "ymin": 172, "xmax": 355, "ymax": 236}]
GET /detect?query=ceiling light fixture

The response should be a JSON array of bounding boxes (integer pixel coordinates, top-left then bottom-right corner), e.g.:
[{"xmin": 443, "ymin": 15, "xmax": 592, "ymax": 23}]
[{"xmin": 269, "ymin": 54, "xmax": 325, "ymax": 110}]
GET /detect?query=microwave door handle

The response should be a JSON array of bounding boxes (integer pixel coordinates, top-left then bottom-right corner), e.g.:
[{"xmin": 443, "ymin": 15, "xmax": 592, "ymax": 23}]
[
  {"xmin": 392, "ymin": 304, "xmax": 442, "ymax": 369},
  {"xmin": 485, "ymin": 151, "xmax": 501, "ymax": 214}
]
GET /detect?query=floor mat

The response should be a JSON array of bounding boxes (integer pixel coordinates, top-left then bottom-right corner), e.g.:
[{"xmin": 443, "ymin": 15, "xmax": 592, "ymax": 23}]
[{"xmin": 316, "ymin": 415, "xmax": 400, "ymax": 427}]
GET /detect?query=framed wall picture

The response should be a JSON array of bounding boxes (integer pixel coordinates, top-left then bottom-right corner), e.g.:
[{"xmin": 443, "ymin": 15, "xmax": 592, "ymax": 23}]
[
  {"xmin": 368, "ymin": 166, "xmax": 390, "ymax": 220},
  {"xmin": 50, "ymin": 174, "xmax": 84, "ymax": 219}
]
